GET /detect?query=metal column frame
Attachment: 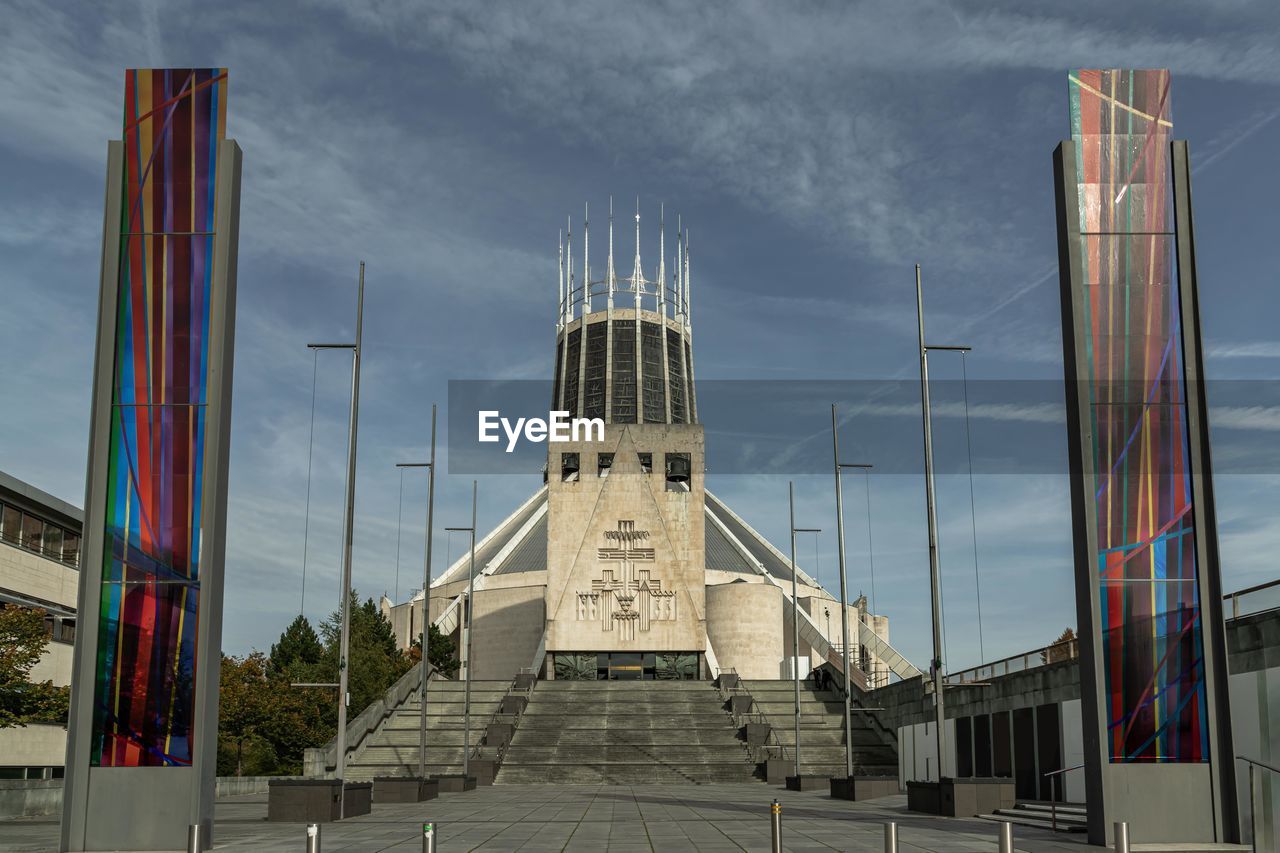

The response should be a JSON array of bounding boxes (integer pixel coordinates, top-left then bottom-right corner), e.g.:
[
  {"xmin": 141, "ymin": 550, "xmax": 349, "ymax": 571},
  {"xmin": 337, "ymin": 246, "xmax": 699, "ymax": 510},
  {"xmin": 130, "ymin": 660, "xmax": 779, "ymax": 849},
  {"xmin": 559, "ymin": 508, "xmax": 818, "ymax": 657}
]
[
  {"xmin": 1053, "ymin": 139, "xmax": 1237, "ymax": 845},
  {"xmin": 61, "ymin": 140, "xmax": 242, "ymax": 852},
  {"xmin": 1170, "ymin": 139, "xmax": 1238, "ymax": 840}
]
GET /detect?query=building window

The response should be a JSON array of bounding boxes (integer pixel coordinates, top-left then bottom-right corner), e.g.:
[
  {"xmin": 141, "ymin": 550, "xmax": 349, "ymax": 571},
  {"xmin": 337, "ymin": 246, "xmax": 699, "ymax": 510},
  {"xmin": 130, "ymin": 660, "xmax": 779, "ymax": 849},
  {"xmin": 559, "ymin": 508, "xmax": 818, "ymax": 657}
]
[
  {"xmin": 42, "ymin": 525, "xmax": 63, "ymax": 561},
  {"xmin": 665, "ymin": 453, "xmax": 691, "ymax": 492},
  {"xmin": 63, "ymin": 533, "xmax": 80, "ymax": 567},
  {"xmin": 561, "ymin": 453, "xmax": 580, "ymax": 482},
  {"xmin": 638, "ymin": 453, "xmax": 652, "ymax": 474},
  {"xmin": 597, "ymin": 453, "xmax": 613, "ymax": 478},
  {"xmin": 0, "ymin": 504, "xmax": 19, "ymax": 544},
  {"xmin": 21, "ymin": 513, "xmax": 43, "ymax": 553}
]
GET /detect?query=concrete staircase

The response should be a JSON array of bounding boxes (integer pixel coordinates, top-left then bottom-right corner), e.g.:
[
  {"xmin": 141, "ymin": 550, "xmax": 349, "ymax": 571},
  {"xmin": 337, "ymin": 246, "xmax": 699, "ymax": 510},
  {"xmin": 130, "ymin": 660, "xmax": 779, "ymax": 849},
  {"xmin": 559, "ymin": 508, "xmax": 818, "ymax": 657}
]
[
  {"xmin": 344, "ymin": 680, "xmax": 510, "ymax": 780},
  {"xmin": 978, "ymin": 801, "xmax": 1088, "ymax": 833},
  {"xmin": 495, "ymin": 681, "xmax": 760, "ymax": 784},
  {"xmin": 741, "ymin": 679, "xmax": 898, "ymax": 777}
]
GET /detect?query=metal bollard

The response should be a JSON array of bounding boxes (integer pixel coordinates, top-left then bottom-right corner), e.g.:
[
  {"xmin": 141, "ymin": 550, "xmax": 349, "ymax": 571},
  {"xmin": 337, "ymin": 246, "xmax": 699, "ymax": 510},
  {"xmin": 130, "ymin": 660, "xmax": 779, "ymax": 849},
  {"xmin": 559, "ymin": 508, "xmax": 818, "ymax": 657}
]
[
  {"xmin": 306, "ymin": 822, "xmax": 321, "ymax": 853},
  {"xmin": 770, "ymin": 799, "xmax": 782, "ymax": 852},
  {"xmin": 422, "ymin": 821, "xmax": 437, "ymax": 853},
  {"xmin": 997, "ymin": 821, "xmax": 1013, "ymax": 853},
  {"xmin": 186, "ymin": 823, "xmax": 202, "ymax": 853},
  {"xmin": 1113, "ymin": 821, "xmax": 1130, "ymax": 853},
  {"xmin": 883, "ymin": 821, "xmax": 898, "ymax": 853}
]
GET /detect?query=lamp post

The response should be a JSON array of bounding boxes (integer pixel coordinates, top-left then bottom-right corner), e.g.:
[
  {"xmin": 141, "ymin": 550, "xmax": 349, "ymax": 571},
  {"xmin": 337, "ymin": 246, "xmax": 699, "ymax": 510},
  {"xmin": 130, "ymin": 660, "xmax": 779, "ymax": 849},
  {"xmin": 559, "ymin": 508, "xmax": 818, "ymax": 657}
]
[
  {"xmin": 306, "ymin": 262, "xmax": 365, "ymax": 818},
  {"xmin": 832, "ymin": 403, "xmax": 874, "ymax": 779},
  {"xmin": 788, "ymin": 481, "xmax": 821, "ymax": 778},
  {"xmin": 445, "ymin": 480, "xmax": 477, "ymax": 779},
  {"xmin": 915, "ymin": 264, "xmax": 970, "ymax": 783},
  {"xmin": 396, "ymin": 403, "xmax": 437, "ymax": 781}
]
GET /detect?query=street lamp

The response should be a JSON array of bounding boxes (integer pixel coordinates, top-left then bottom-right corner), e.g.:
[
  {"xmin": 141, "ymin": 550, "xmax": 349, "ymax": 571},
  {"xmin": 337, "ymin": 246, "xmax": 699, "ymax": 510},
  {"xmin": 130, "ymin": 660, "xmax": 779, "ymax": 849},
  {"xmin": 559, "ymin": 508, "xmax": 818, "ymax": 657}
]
[
  {"xmin": 445, "ymin": 480, "xmax": 477, "ymax": 780},
  {"xmin": 915, "ymin": 263, "xmax": 971, "ymax": 783},
  {"xmin": 396, "ymin": 402, "xmax": 437, "ymax": 782},
  {"xmin": 832, "ymin": 403, "xmax": 874, "ymax": 779},
  {"xmin": 306, "ymin": 262, "xmax": 365, "ymax": 818},
  {"xmin": 788, "ymin": 481, "xmax": 821, "ymax": 780}
]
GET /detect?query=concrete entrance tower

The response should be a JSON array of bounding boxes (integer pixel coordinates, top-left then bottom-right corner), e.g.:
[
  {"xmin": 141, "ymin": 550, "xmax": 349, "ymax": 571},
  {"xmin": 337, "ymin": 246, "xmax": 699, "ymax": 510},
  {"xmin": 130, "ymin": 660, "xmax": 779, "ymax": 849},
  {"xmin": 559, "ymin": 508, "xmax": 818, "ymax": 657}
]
[{"xmin": 544, "ymin": 201, "xmax": 707, "ymax": 678}]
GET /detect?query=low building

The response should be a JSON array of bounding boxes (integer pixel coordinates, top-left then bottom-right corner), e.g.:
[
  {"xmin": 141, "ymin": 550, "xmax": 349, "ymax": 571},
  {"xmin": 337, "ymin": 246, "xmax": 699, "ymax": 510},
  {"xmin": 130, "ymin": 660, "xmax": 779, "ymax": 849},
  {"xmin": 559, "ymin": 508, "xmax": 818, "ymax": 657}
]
[{"xmin": 0, "ymin": 470, "xmax": 81, "ymax": 780}]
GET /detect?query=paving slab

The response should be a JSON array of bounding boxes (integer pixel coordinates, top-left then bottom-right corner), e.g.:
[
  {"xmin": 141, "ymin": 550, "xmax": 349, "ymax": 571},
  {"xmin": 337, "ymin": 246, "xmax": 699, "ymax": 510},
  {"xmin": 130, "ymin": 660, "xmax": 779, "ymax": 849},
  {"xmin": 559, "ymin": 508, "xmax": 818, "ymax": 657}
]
[{"xmin": 0, "ymin": 784, "xmax": 1093, "ymax": 852}]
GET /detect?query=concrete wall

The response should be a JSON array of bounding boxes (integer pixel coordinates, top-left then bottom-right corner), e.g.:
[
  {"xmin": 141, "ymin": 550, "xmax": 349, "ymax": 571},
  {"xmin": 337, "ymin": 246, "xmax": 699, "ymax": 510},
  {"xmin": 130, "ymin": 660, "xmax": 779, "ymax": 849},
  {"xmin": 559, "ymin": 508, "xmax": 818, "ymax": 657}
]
[
  {"xmin": 0, "ymin": 776, "xmax": 302, "ymax": 820},
  {"xmin": 706, "ymin": 581, "xmax": 783, "ymax": 679},
  {"xmin": 545, "ymin": 425, "xmax": 706, "ymax": 655},
  {"xmin": 470, "ymin": 585, "xmax": 545, "ymax": 680},
  {"xmin": 1227, "ymin": 609, "xmax": 1280, "ymax": 848},
  {"xmin": 0, "ymin": 723, "xmax": 66, "ymax": 772},
  {"xmin": 0, "ymin": 541, "xmax": 80, "ymax": 612}
]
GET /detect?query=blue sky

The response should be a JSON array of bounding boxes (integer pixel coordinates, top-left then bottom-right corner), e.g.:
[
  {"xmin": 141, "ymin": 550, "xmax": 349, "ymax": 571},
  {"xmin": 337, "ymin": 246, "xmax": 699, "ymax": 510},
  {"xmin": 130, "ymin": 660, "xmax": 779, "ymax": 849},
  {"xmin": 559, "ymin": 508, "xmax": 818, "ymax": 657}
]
[{"xmin": 2, "ymin": 1, "xmax": 1279, "ymax": 671}]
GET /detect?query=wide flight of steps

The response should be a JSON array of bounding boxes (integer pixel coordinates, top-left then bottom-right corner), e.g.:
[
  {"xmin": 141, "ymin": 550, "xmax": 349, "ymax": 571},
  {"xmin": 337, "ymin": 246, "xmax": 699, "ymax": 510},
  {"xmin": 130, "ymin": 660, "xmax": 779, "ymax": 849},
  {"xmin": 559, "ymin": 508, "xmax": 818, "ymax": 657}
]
[
  {"xmin": 495, "ymin": 680, "xmax": 760, "ymax": 784},
  {"xmin": 741, "ymin": 679, "xmax": 898, "ymax": 776},
  {"xmin": 344, "ymin": 680, "xmax": 510, "ymax": 780},
  {"xmin": 978, "ymin": 801, "xmax": 1088, "ymax": 833}
]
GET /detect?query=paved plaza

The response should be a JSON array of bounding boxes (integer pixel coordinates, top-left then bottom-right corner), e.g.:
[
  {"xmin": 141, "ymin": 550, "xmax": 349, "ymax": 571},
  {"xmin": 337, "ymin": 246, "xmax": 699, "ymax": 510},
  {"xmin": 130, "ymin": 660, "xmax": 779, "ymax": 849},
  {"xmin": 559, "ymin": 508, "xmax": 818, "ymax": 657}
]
[{"xmin": 0, "ymin": 784, "xmax": 1089, "ymax": 852}]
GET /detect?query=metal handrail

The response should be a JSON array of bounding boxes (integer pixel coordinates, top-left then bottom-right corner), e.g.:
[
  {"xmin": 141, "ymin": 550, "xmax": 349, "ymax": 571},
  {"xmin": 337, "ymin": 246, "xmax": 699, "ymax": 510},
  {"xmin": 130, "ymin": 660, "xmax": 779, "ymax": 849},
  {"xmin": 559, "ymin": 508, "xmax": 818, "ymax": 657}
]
[
  {"xmin": 1224, "ymin": 578, "xmax": 1280, "ymax": 619},
  {"xmin": 1237, "ymin": 754, "xmax": 1280, "ymax": 852},
  {"xmin": 1041, "ymin": 764, "xmax": 1085, "ymax": 833},
  {"xmin": 946, "ymin": 639, "xmax": 1079, "ymax": 685}
]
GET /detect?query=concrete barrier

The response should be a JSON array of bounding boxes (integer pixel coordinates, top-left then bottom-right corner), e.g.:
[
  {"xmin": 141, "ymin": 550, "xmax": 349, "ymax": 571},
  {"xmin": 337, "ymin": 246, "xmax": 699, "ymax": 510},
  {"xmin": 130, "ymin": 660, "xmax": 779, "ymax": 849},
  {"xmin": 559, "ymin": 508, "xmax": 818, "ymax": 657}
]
[{"xmin": 0, "ymin": 776, "xmax": 305, "ymax": 820}]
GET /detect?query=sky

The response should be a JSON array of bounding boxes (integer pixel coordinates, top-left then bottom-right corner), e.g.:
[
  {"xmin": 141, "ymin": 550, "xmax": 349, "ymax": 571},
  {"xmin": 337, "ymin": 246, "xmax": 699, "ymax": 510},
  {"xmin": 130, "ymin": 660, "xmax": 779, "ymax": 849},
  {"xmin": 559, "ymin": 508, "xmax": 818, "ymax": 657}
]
[{"xmin": 2, "ymin": 0, "xmax": 1280, "ymax": 672}]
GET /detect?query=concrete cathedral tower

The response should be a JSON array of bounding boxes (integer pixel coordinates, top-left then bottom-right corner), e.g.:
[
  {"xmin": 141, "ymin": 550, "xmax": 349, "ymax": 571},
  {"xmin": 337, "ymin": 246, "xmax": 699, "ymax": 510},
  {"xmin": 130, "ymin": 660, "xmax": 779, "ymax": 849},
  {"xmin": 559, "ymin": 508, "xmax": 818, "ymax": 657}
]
[
  {"xmin": 546, "ymin": 200, "xmax": 706, "ymax": 678},
  {"xmin": 385, "ymin": 200, "xmax": 915, "ymax": 690}
]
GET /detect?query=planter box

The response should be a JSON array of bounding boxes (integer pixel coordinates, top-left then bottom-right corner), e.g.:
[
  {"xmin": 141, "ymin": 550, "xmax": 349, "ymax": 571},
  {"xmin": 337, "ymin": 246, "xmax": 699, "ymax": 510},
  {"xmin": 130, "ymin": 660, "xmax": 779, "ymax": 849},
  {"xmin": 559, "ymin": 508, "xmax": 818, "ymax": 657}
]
[
  {"xmin": 500, "ymin": 695, "xmax": 528, "ymax": 715},
  {"xmin": 470, "ymin": 759, "xmax": 498, "ymax": 786},
  {"xmin": 372, "ymin": 777, "xmax": 438, "ymax": 803},
  {"xmin": 485, "ymin": 723, "xmax": 515, "ymax": 749},
  {"xmin": 785, "ymin": 775, "xmax": 829, "ymax": 792},
  {"xmin": 745, "ymin": 723, "xmax": 772, "ymax": 747},
  {"xmin": 268, "ymin": 780, "xmax": 371, "ymax": 822},
  {"xmin": 906, "ymin": 781, "xmax": 941, "ymax": 815},
  {"xmin": 432, "ymin": 774, "xmax": 477, "ymax": 793},
  {"xmin": 513, "ymin": 673, "xmax": 537, "ymax": 690},
  {"xmin": 716, "ymin": 673, "xmax": 740, "ymax": 689},
  {"xmin": 941, "ymin": 777, "xmax": 1015, "ymax": 817},
  {"xmin": 727, "ymin": 695, "xmax": 752, "ymax": 715},
  {"xmin": 765, "ymin": 758, "xmax": 795, "ymax": 785},
  {"xmin": 830, "ymin": 776, "xmax": 899, "ymax": 801},
  {"xmin": 907, "ymin": 778, "xmax": 1014, "ymax": 816}
]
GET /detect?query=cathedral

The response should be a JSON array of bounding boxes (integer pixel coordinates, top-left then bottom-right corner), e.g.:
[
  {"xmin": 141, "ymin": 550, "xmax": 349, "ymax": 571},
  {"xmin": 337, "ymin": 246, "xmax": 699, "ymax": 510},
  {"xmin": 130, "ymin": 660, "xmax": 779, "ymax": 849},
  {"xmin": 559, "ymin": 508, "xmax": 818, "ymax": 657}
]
[{"xmin": 383, "ymin": 203, "xmax": 914, "ymax": 687}]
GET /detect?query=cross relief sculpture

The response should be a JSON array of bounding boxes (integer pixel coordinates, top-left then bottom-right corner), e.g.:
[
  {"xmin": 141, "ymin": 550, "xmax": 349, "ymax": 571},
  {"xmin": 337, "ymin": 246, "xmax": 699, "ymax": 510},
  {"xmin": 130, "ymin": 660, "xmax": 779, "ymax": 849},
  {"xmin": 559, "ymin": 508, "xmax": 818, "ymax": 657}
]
[{"xmin": 575, "ymin": 520, "xmax": 677, "ymax": 640}]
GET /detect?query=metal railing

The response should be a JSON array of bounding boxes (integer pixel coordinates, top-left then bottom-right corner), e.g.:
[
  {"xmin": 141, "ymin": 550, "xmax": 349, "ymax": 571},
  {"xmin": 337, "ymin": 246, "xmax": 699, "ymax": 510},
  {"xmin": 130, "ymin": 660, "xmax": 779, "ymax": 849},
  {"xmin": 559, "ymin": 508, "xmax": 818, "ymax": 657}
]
[
  {"xmin": 721, "ymin": 675, "xmax": 790, "ymax": 763},
  {"xmin": 1237, "ymin": 754, "xmax": 1280, "ymax": 852},
  {"xmin": 1225, "ymin": 579, "xmax": 1280, "ymax": 620},
  {"xmin": 945, "ymin": 639, "xmax": 1079, "ymax": 685},
  {"xmin": 1042, "ymin": 764, "xmax": 1084, "ymax": 832}
]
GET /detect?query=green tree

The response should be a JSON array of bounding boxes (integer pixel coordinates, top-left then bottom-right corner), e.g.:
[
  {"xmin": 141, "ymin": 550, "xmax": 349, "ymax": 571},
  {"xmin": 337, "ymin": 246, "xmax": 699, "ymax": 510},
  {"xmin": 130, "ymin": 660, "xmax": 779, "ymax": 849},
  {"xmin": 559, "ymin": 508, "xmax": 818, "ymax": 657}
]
[
  {"xmin": 320, "ymin": 592, "xmax": 414, "ymax": 715},
  {"xmin": 410, "ymin": 624, "xmax": 459, "ymax": 679},
  {"xmin": 0, "ymin": 605, "xmax": 69, "ymax": 728},
  {"xmin": 269, "ymin": 614, "xmax": 324, "ymax": 675},
  {"xmin": 218, "ymin": 653, "xmax": 271, "ymax": 776}
]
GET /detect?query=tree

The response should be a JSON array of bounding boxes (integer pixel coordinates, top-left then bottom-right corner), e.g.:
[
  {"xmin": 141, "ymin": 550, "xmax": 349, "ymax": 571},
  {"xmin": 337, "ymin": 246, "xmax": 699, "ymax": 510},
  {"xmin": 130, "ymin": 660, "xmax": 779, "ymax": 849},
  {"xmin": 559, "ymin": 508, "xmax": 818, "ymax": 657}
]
[
  {"xmin": 269, "ymin": 614, "xmax": 324, "ymax": 676},
  {"xmin": 0, "ymin": 605, "xmax": 69, "ymax": 728},
  {"xmin": 218, "ymin": 653, "xmax": 271, "ymax": 776},
  {"xmin": 410, "ymin": 624, "xmax": 459, "ymax": 679},
  {"xmin": 1041, "ymin": 627, "xmax": 1077, "ymax": 665},
  {"xmin": 319, "ymin": 592, "xmax": 415, "ymax": 715}
]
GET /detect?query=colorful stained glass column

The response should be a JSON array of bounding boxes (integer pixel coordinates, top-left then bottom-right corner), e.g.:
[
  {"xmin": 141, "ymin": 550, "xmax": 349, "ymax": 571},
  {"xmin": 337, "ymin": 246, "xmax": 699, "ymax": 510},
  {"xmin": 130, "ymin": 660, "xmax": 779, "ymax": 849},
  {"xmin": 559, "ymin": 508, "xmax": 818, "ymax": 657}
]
[
  {"xmin": 1054, "ymin": 69, "xmax": 1237, "ymax": 845},
  {"xmin": 61, "ymin": 69, "xmax": 241, "ymax": 852}
]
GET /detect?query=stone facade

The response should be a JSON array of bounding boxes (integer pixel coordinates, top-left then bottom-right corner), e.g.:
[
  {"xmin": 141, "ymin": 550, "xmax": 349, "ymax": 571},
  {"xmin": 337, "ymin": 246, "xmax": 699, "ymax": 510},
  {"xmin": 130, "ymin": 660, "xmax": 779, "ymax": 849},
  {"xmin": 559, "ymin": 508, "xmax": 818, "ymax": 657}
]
[{"xmin": 545, "ymin": 424, "xmax": 705, "ymax": 657}]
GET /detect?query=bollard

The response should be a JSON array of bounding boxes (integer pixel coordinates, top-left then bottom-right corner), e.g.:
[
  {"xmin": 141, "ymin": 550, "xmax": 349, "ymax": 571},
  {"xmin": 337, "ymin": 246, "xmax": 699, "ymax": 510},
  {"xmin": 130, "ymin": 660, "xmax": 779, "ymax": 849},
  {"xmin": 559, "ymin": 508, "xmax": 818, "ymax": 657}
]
[
  {"xmin": 422, "ymin": 821, "xmax": 437, "ymax": 853},
  {"xmin": 883, "ymin": 821, "xmax": 898, "ymax": 853},
  {"xmin": 1113, "ymin": 821, "xmax": 1130, "ymax": 853},
  {"xmin": 997, "ymin": 821, "xmax": 1013, "ymax": 853},
  {"xmin": 770, "ymin": 799, "xmax": 782, "ymax": 853},
  {"xmin": 186, "ymin": 823, "xmax": 201, "ymax": 853},
  {"xmin": 306, "ymin": 822, "xmax": 321, "ymax": 853}
]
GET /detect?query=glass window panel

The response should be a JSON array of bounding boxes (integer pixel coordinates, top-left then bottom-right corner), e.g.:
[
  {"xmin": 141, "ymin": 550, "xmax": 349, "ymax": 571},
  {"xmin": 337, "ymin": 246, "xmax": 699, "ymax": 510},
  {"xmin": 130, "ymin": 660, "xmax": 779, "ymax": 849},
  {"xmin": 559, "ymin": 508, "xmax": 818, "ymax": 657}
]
[
  {"xmin": 42, "ymin": 525, "xmax": 62, "ymax": 560},
  {"xmin": 62, "ymin": 533, "xmax": 80, "ymax": 567},
  {"xmin": 21, "ymin": 514, "xmax": 43, "ymax": 553},
  {"xmin": 0, "ymin": 505, "xmax": 19, "ymax": 544}
]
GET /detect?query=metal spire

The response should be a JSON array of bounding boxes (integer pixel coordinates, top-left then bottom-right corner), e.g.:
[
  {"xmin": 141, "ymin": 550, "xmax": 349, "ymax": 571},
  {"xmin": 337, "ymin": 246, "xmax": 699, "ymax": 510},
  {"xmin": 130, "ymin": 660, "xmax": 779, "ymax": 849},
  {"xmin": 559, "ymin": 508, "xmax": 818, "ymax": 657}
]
[
  {"xmin": 676, "ymin": 215, "xmax": 684, "ymax": 322},
  {"xmin": 631, "ymin": 197, "xmax": 644, "ymax": 308},
  {"xmin": 607, "ymin": 196, "xmax": 617, "ymax": 307},
  {"xmin": 557, "ymin": 229, "xmax": 564, "ymax": 329},
  {"xmin": 582, "ymin": 203, "xmax": 589, "ymax": 318},
  {"xmin": 565, "ymin": 216, "xmax": 573, "ymax": 325},
  {"xmin": 683, "ymin": 228, "xmax": 691, "ymax": 327},
  {"xmin": 658, "ymin": 204, "xmax": 666, "ymax": 317}
]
